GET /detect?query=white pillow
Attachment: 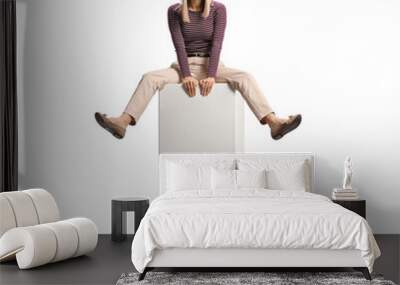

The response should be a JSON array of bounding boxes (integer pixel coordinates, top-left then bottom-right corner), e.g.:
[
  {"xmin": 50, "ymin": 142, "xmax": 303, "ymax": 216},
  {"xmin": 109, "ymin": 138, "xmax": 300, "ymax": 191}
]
[
  {"xmin": 237, "ymin": 169, "xmax": 268, "ymax": 189},
  {"xmin": 266, "ymin": 165, "xmax": 307, "ymax": 191},
  {"xmin": 211, "ymin": 168, "xmax": 236, "ymax": 190},
  {"xmin": 167, "ymin": 163, "xmax": 212, "ymax": 191},
  {"xmin": 237, "ymin": 159, "xmax": 310, "ymax": 192},
  {"xmin": 211, "ymin": 169, "xmax": 268, "ymax": 190}
]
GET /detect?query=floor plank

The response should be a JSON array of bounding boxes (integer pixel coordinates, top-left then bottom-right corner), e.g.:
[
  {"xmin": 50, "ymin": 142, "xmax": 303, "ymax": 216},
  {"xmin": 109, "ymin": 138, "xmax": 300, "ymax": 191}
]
[{"xmin": 0, "ymin": 235, "xmax": 133, "ymax": 285}]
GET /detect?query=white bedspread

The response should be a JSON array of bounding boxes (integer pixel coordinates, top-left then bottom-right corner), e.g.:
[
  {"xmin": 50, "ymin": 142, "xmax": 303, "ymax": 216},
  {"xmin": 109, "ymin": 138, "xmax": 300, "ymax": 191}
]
[{"xmin": 131, "ymin": 190, "xmax": 380, "ymax": 273}]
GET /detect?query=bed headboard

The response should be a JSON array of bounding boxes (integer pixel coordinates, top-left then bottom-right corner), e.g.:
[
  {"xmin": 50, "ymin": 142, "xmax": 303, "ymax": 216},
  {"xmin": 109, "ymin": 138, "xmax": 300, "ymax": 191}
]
[{"xmin": 159, "ymin": 153, "xmax": 315, "ymax": 194}]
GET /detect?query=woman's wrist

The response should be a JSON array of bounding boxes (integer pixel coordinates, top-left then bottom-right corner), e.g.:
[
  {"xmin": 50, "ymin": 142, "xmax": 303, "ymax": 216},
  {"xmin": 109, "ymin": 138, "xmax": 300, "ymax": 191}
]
[{"xmin": 183, "ymin": 76, "xmax": 195, "ymax": 82}]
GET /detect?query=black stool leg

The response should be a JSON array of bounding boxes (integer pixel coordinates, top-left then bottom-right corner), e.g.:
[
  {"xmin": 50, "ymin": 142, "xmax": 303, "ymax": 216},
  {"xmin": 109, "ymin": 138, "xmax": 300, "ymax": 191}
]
[
  {"xmin": 354, "ymin": 267, "xmax": 372, "ymax": 280},
  {"xmin": 112, "ymin": 201, "xmax": 126, "ymax": 241}
]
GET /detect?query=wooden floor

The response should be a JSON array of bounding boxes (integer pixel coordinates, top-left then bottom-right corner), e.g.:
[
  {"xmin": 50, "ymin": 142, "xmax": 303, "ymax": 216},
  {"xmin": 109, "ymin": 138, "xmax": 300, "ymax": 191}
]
[
  {"xmin": 0, "ymin": 235, "xmax": 398, "ymax": 285},
  {"xmin": 0, "ymin": 235, "xmax": 133, "ymax": 285}
]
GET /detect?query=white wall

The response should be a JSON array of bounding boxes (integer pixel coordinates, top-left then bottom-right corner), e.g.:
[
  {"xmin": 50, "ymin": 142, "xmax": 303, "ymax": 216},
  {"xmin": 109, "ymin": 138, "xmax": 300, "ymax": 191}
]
[
  {"xmin": 16, "ymin": 0, "xmax": 173, "ymax": 233},
  {"xmin": 239, "ymin": 0, "xmax": 400, "ymax": 234},
  {"xmin": 17, "ymin": 0, "xmax": 400, "ymax": 233}
]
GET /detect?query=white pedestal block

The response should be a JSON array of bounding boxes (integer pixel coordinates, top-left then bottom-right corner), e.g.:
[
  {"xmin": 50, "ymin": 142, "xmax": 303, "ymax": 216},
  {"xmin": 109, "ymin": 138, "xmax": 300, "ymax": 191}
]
[{"xmin": 159, "ymin": 84, "xmax": 244, "ymax": 153}]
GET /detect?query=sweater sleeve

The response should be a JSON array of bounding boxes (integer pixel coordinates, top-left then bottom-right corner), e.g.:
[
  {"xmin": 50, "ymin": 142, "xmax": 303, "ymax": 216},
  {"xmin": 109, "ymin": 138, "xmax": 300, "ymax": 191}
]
[
  {"xmin": 168, "ymin": 6, "xmax": 191, "ymax": 78},
  {"xmin": 208, "ymin": 4, "xmax": 227, "ymax": 78}
]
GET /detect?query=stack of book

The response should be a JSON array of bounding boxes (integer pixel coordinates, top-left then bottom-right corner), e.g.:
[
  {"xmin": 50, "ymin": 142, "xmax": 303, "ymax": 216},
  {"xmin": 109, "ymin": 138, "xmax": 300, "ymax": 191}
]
[{"xmin": 332, "ymin": 188, "xmax": 359, "ymax": 200}]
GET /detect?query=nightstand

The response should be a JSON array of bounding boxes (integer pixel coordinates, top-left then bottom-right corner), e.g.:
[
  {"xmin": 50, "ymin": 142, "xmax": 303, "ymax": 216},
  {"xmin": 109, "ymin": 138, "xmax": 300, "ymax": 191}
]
[
  {"xmin": 111, "ymin": 197, "xmax": 150, "ymax": 242},
  {"xmin": 332, "ymin": 199, "xmax": 366, "ymax": 219}
]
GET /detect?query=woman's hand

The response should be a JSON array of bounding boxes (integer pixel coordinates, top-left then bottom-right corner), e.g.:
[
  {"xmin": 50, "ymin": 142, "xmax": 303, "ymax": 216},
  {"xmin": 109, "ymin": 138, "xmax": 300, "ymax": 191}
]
[
  {"xmin": 199, "ymin": 77, "xmax": 215, "ymax": 96},
  {"xmin": 182, "ymin": 76, "xmax": 198, "ymax": 97}
]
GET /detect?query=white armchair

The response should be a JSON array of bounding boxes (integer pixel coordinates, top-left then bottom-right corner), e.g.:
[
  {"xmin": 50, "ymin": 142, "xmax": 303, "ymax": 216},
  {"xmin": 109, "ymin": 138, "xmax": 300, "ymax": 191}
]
[{"xmin": 0, "ymin": 189, "xmax": 98, "ymax": 269}]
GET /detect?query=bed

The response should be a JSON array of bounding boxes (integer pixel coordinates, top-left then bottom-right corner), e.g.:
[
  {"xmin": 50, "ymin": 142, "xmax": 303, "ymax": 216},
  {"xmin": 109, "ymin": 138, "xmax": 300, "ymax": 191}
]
[{"xmin": 131, "ymin": 153, "xmax": 380, "ymax": 281}]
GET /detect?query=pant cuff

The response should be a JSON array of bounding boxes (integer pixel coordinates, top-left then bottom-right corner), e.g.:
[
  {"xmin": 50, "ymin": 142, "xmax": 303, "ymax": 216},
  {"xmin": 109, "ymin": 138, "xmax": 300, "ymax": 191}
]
[
  {"xmin": 123, "ymin": 111, "xmax": 138, "ymax": 126},
  {"xmin": 259, "ymin": 111, "xmax": 275, "ymax": 125}
]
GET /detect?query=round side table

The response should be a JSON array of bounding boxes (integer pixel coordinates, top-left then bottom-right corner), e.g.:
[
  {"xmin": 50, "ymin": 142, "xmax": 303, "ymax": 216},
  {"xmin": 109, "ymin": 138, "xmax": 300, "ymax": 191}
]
[{"xmin": 111, "ymin": 197, "xmax": 149, "ymax": 242}]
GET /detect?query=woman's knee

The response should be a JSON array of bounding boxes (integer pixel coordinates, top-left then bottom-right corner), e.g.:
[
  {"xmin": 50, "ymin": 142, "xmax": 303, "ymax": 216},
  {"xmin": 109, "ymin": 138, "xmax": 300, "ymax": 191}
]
[
  {"xmin": 140, "ymin": 72, "xmax": 164, "ymax": 90},
  {"xmin": 141, "ymin": 72, "xmax": 157, "ymax": 82},
  {"xmin": 141, "ymin": 70, "xmax": 173, "ymax": 88},
  {"xmin": 232, "ymin": 71, "xmax": 254, "ymax": 89},
  {"xmin": 238, "ymin": 71, "xmax": 254, "ymax": 81}
]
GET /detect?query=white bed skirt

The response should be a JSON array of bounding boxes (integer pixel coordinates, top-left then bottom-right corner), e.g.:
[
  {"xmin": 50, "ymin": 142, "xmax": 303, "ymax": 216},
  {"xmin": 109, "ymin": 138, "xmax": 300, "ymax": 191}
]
[{"xmin": 148, "ymin": 248, "xmax": 366, "ymax": 268}]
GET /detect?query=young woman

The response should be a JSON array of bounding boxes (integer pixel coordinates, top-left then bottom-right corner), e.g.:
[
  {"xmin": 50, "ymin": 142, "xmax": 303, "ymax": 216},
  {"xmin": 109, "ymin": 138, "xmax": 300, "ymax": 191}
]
[{"xmin": 95, "ymin": 0, "xmax": 301, "ymax": 140}]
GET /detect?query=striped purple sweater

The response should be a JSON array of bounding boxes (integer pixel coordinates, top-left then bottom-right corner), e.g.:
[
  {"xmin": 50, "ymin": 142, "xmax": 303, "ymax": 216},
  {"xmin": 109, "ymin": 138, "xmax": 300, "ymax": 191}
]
[{"xmin": 168, "ymin": 1, "xmax": 227, "ymax": 78}]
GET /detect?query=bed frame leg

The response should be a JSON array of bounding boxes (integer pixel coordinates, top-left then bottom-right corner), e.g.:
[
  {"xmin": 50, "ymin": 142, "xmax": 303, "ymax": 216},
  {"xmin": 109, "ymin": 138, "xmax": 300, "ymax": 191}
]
[
  {"xmin": 138, "ymin": 268, "xmax": 148, "ymax": 281},
  {"xmin": 354, "ymin": 267, "xmax": 371, "ymax": 280}
]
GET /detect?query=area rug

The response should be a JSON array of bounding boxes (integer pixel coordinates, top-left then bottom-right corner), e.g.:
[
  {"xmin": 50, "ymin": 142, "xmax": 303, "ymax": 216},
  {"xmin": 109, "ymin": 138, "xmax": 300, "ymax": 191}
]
[{"xmin": 116, "ymin": 272, "xmax": 396, "ymax": 285}]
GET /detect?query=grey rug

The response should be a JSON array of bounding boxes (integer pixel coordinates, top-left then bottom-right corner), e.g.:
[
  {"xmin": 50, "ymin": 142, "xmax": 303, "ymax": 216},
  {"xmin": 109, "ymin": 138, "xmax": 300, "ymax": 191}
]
[{"xmin": 116, "ymin": 272, "xmax": 396, "ymax": 285}]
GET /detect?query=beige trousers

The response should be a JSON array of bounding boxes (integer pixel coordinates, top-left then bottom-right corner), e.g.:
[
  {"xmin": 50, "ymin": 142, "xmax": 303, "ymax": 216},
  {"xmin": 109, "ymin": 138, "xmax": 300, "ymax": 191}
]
[{"xmin": 124, "ymin": 57, "xmax": 274, "ymax": 123}]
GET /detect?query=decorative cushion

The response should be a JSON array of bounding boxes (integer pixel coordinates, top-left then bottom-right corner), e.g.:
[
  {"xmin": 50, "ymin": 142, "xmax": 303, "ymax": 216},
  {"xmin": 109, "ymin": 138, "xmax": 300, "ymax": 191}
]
[
  {"xmin": 166, "ymin": 163, "xmax": 212, "ymax": 191},
  {"xmin": 211, "ymin": 168, "xmax": 237, "ymax": 190},
  {"xmin": 211, "ymin": 169, "xmax": 268, "ymax": 190},
  {"xmin": 238, "ymin": 159, "xmax": 310, "ymax": 192},
  {"xmin": 237, "ymin": 169, "xmax": 268, "ymax": 189},
  {"xmin": 266, "ymin": 164, "xmax": 307, "ymax": 191}
]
